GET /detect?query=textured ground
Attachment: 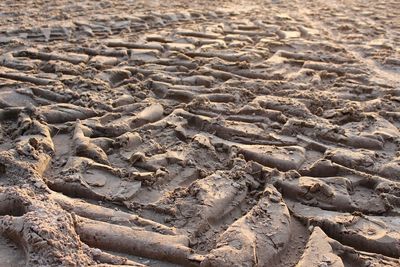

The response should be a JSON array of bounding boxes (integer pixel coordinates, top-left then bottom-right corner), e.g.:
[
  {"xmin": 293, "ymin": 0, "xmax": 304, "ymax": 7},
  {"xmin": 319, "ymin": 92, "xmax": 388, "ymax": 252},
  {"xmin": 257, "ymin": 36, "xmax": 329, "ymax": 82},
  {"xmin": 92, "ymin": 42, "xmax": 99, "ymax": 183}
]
[{"xmin": 0, "ymin": 0, "xmax": 400, "ymax": 266}]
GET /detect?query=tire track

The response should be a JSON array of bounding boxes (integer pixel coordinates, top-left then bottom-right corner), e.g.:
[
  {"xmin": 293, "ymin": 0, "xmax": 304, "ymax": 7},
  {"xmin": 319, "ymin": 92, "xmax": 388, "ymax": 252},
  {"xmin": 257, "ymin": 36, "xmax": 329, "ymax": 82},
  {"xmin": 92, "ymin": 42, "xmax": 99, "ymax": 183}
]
[{"xmin": 0, "ymin": 0, "xmax": 399, "ymax": 266}]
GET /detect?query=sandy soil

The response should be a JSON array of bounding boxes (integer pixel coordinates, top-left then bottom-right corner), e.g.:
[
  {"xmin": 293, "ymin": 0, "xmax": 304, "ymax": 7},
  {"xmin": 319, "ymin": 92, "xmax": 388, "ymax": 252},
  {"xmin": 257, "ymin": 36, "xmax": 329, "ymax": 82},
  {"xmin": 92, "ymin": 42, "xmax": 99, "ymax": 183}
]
[{"xmin": 0, "ymin": 0, "xmax": 399, "ymax": 266}]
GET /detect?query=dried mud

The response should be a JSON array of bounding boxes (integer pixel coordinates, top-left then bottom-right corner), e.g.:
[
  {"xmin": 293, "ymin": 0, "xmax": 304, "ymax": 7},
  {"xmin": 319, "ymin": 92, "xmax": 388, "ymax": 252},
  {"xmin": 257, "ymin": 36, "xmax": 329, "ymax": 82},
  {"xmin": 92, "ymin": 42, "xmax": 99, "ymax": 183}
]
[{"xmin": 0, "ymin": 0, "xmax": 399, "ymax": 266}]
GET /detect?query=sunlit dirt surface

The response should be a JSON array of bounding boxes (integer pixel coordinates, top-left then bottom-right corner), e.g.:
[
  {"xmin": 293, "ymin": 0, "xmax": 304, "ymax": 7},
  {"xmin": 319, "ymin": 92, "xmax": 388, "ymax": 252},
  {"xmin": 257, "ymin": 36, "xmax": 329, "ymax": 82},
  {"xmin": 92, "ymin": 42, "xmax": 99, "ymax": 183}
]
[{"xmin": 0, "ymin": 0, "xmax": 399, "ymax": 266}]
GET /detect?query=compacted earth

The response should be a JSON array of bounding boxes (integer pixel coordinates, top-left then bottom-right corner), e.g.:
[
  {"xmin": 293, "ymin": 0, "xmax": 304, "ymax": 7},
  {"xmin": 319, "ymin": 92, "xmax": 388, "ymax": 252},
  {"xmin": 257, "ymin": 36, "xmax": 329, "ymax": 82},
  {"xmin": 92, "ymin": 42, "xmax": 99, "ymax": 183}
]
[{"xmin": 0, "ymin": 0, "xmax": 399, "ymax": 266}]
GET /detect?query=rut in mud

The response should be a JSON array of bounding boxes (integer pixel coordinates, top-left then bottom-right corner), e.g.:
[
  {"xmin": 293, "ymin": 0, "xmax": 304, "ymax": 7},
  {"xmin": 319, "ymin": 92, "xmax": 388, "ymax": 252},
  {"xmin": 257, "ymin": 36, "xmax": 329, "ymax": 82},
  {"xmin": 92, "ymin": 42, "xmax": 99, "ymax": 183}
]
[{"xmin": 0, "ymin": 0, "xmax": 400, "ymax": 266}]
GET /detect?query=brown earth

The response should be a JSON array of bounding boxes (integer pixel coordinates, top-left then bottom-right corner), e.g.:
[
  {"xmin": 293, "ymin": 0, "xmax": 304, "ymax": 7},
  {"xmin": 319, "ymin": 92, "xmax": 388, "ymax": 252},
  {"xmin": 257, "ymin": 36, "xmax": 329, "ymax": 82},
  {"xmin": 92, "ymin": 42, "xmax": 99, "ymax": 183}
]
[{"xmin": 0, "ymin": 0, "xmax": 400, "ymax": 266}]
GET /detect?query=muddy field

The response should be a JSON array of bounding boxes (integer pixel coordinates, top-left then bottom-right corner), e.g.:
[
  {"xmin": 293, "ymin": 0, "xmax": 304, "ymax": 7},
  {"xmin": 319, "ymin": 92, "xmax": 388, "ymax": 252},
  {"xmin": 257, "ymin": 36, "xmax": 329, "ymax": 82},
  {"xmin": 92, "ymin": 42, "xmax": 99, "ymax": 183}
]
[{"xmin": 0, "ymin": 0, "xmax": 399, "ymax": 266}]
